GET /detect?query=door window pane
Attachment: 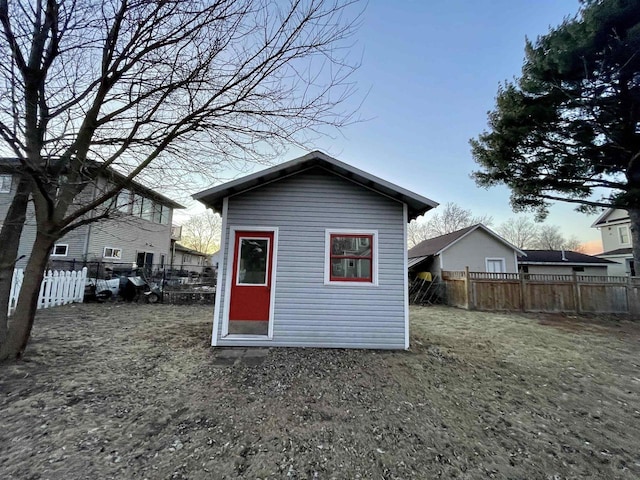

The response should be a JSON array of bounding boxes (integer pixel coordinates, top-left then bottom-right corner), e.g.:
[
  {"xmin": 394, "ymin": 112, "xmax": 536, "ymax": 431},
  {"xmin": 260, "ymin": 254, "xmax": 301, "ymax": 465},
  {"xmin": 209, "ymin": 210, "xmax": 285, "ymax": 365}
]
[{"xmin": 237, "ymin": 238, "xmax": 268, "ymax": 285}]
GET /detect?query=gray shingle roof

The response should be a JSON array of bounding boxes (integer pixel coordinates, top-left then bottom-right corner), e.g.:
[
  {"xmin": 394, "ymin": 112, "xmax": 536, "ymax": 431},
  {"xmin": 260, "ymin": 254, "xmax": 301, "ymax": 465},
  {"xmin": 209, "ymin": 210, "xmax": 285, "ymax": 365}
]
[
  {"xmin": 518, "ymin": 250, "xmax": 615, "ymax": 264},
  {"xmin": 408, "ymin": 225, "xmax": 477, "ymax": 258}
]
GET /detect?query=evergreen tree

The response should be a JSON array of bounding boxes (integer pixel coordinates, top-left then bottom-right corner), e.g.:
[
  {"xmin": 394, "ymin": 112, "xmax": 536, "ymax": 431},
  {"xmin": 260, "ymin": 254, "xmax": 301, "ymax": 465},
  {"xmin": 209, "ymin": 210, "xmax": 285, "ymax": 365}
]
[{"xmin": 471, "ymin": 0, "xmax": 640, "ymax": 267}]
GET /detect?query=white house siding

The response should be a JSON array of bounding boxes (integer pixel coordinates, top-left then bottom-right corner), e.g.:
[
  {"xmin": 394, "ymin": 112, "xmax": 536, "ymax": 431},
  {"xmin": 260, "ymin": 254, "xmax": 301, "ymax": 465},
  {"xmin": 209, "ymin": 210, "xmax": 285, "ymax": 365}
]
[
  {"xmin": 597, "ymin": 256, "xmax": 628, "ymax": 276},
  {"xmin": 1, "ymin": 173, "xmax": 173, "ymax": 268},
  {"xmin": 440, "ymin": 229, "xmax": 518, "ymax": 273},
  {"xmin": 598, "ymin": 209, "xmax": 631, "ymax": 253},
  {"xmin": 215, "ymin": 168, "xmax": 406, "ymax": 349},
  {"xmin": 85, "ymin": 214, "xmax": 173, "ymax": 265}
]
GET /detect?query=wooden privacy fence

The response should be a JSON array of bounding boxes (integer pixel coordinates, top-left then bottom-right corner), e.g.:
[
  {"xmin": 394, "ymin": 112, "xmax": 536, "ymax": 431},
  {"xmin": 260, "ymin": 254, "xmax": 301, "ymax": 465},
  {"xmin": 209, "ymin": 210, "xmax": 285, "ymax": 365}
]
[
  {"xmin": 9, "ymin": 267, "xmax": 88, "ymax": 315},
  {"xmin": 442, "ymin": 268, "xmax": 640, "ymax": 315}
]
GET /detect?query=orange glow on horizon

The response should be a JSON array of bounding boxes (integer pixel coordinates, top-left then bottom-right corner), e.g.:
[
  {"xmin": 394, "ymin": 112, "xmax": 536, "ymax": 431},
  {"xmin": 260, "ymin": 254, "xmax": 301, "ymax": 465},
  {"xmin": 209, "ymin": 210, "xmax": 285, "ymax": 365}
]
[{"xmin": 581, "ymin": 239, "xmax": 603, "ymax": 255}]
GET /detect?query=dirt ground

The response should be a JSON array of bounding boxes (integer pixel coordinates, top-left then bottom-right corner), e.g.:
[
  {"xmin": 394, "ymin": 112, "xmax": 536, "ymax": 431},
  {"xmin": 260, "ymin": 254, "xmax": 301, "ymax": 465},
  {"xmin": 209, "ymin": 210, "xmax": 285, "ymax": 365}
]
[{"xmin": 1, "ymin": 304, "xmax": 639, "ymax": 479}]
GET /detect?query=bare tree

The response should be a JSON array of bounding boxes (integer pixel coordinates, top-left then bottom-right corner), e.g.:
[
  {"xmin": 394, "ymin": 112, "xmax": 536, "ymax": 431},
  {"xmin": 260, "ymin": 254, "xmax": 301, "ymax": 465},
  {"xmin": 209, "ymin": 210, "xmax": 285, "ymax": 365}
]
[
  {"xmin": 179, "ymin": 211, "xmax": 222, "ymax": 254},
  {"xmin": 497, "ymin": 217, "xmax": 539, "ymax": 249},
  {"xmin": 532, "ymin": 225, "xmax": 584, "ymax": 252},
  {"xmin": 408, "ymin": 202, "xmax": 492, "ymax": 247},
  {"xmin": 0, "ymin": 0, "xmax": 363, "ymax": 360}
]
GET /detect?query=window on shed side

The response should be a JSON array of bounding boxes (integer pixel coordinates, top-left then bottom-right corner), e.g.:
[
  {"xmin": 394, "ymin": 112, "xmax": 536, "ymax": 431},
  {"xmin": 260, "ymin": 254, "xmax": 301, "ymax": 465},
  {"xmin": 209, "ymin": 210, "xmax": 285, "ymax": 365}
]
[
  {"xmin": 326, "ymin": 232, "xmax": 377, "ymax": 283},
  {"xmin": 0, "ymin": 174, "xmax": 11, "ymax": 193}
]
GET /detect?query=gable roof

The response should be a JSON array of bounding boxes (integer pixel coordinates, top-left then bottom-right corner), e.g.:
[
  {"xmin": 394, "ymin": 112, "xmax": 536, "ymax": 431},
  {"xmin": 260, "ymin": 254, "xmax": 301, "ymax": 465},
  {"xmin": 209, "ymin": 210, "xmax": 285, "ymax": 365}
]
[
  {"xmin": 408, "ymin": 224, "xmax": 525, "ymax": 258},
  {"xmin": 518, "ymin": 250, "xmax": 615, "ymax": 265},
  {"xmin": 0, "ymin": 157, "xmax": 184, "ymax": 209},
  {"xmin": 193, "ymin": 151, "xmax": 438, "ymax": 220},
  {"xmin": 591, "ymin": 207, "xmax": 629, "ymax": 227}
]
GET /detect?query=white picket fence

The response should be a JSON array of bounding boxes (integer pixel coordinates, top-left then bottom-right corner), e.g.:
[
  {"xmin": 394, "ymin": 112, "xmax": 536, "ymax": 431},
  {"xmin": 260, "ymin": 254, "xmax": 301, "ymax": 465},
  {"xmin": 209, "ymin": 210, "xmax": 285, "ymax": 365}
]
[{"xmin": 8, "ymin": 267, "xmax": 88, "ymax": 315}]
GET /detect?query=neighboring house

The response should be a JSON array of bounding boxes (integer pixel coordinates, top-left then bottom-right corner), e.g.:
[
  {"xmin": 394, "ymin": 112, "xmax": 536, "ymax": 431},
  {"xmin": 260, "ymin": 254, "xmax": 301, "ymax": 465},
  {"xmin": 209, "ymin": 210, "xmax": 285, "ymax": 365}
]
[
  {"xmin": 194, "ymin": 151, "xmax": 437, "ymax": 349},
  {"xmin": 210, "ymin": 250, "xmax": 221, "ymax": 270},
  {"xmin": 591, "ymin": 208, "xmax": 635, "ymax": 275},
  {"xmin": 0, "ymin": 158, "xmax": 183, "ymax": 271},
  {"xmin": 171, "ymin": 243, "xmax": 210, "ymax": 273},
  {"xmin": 408, "ymin": 224, "xmax": 524, "ymax": 277},
  {"xmin": 517, "ymin": 250, "xmax": 614, "ymax": 276}
]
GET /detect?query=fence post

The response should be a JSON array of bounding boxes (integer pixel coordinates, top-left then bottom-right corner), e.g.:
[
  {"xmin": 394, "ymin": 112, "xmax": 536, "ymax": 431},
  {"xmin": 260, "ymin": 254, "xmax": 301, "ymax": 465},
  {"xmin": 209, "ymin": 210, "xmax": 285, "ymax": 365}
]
[
  {"xmin": 519, "ymin": 272, "xmax": 526, "ymax": 312},
  {"xmin": 464, "ymin": 266, "xmax": 474, "ymax": 310},
  {"xmin": 572, "ymin": 271, "xmax": 581, "ymax": 314}
]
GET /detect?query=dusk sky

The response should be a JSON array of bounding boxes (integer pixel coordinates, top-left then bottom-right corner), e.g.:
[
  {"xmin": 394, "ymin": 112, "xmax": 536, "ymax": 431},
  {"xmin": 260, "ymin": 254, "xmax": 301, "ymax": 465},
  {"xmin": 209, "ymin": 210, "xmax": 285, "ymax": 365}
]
[{"xmin": 184, "ymin": 0, "xmax": 605, "ymax": 252}]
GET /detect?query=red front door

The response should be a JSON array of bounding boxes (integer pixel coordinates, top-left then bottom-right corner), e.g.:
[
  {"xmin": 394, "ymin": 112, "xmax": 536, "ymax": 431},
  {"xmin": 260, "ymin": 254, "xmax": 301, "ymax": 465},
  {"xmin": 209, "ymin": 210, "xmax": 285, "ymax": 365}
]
[{"xmin": 229, "ymin": 231, "xmax": 274, "ymax": 329}]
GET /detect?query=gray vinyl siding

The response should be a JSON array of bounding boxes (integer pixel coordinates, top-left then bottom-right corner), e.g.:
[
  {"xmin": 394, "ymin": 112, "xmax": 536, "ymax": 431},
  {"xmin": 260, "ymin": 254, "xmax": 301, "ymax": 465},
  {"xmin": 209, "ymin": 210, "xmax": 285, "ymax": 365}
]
[
  {"xmin": 215, "ymin": 168, "xmax": 407, "ymax": 349},
  {"xmin": 440, "ymin": 229, "xmax": 518, "ymax": 273},
  {"xmin": 1, "ymin": 176, "xmax": 40, "ymax": 269},
  {"xmin": 85, "ymin": 214, "xmax": 172, "ymax": 264},
  {"xmin": 1, "ymin": 173, "xmax": 173, "ymax": 268}
]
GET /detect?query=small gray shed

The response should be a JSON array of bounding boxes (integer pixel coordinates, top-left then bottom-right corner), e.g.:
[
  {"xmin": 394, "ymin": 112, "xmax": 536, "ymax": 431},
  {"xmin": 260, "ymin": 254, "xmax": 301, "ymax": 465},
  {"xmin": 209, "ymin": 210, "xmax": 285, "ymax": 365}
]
[{"xmin": 194, "ymin": 151, "xmax": 437, "ymax": 349}]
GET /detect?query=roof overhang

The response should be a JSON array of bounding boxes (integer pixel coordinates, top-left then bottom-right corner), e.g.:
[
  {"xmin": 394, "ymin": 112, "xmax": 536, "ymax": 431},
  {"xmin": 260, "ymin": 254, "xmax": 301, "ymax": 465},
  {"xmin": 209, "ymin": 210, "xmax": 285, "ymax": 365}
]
[
  {"xmin": 408, "ymin": 255, "xmax": 432, "ymax": 269},
  {"xmin": 193, "ymin": 151, "xmax": 438, "ymax": 221}
]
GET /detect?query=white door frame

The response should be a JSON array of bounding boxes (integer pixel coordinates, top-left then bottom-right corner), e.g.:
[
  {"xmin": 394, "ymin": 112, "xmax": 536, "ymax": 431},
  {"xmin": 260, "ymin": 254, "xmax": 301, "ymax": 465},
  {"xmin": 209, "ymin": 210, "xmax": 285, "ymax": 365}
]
[{"xmin": 221, "ymin": 225, "xmax": 278, "ymax": 340}]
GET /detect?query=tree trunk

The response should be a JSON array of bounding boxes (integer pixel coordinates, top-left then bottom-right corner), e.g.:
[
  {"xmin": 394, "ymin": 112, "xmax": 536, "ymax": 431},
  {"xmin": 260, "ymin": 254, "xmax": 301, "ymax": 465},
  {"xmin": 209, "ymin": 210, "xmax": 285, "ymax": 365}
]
[
  {"xmin": 628, "ymin": 207, "xmax": 640, "ymax": 277},
  {"xmin": 0, "ymin": 175, "xmax": 32, "ymax": 348},
  {"xmin": 0, "ymin": 230, "xmax": 55, "ymax": 361}
]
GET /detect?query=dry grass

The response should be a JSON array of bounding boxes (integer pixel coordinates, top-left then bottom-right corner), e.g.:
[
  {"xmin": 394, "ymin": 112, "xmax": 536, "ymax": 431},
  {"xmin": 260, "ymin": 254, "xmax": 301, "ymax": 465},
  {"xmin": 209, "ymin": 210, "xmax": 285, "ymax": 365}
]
[{"xmin": 0, "ymin": 303, "xmax": 638, "ymax": 479}]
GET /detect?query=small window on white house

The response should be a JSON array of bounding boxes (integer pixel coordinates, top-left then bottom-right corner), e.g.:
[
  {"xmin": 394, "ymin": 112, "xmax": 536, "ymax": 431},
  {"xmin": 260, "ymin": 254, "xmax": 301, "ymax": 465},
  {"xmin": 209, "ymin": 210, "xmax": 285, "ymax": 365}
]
[
  {"xmin": 618, "ymin": 225, "xmax": 630, "ymax": 245},
  {"xmin": 51, "ymin": 244, "xmax": 68, "ymax": 257},
  {"xmin": 325, "ymin": 230, "xmax": 378, "ymax": 285},
  {"xmin": 103, "ymin": 247, "xmax": 122, "ymax": 259},
  {"xmin": 0, "ymin": 174, "xmax": 11, "ymax": 193},
  {"xmin": 485, "ymin": 258, "xmax": 506, "ymax": 273}
]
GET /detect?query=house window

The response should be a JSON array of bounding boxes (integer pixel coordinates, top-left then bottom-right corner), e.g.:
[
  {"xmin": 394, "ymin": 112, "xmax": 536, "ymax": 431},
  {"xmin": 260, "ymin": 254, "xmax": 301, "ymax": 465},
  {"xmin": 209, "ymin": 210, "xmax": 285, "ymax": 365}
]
[
  {"xmin": 485, "ymin": 258, "xmax": 506, "ymax": 273},
  {"xmin": 572, "ymin": 266, "xmax": 585, "ymax": 272},
  {"xmin": 116, "ymin": 189, "xmax": 132, "ymax": 213},
  {"xmin": 51, "ymin": 244, "xmax": 68, "ymax": 257},
  {"xmin": 0, "ymin": 174, "xmax": 11, "ymax": 193},
  {"xmin": 141, "ymin": 198, "xmax": 154, "ymax": 221},
  {"xmin": 618, "ymin": 225, "xmax": 630, "ymax": 245},
  {"xmin": 325, "ymin": 230, "xmax": 377, "ymax": 284},
  {"xmin": 103, "ymin": 247, "xmax": 122, "ymax": 260}
]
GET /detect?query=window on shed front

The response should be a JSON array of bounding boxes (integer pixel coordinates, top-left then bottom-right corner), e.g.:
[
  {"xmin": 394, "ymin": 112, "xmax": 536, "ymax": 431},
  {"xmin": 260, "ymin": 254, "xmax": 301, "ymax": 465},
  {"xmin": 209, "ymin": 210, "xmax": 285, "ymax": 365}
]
[{"xmin": 327, "ymin": 233, "xmax": 375, "ymax": 282}]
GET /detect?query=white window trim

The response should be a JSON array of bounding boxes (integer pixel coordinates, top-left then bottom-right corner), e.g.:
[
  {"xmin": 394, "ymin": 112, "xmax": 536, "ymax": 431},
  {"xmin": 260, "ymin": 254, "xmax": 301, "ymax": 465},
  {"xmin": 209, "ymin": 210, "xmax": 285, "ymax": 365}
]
[
  {"xmin": 324, "ymin": 229, "xmax": 379, "ymax": 286},
  {"xmin": 51, "ymin": 244, "xmax": 68, "ymax": 257},
  {"xmin": 485, "ymin": 257, "xmax": 506, "ymax": 273},
  {"xmin": 618, "ymin": 225, "xmax": 630, "ymax": 245},
  {"xmin": 221, "ymin": 225, "xmax": 278, "ymax": 340},
  {"xmin": 0, "ymin": 174, "xmax": 11, "ymax": 193},
  {"xmin": 103, "ymin": 246, "xmax": 122, "ymax": 260}
]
